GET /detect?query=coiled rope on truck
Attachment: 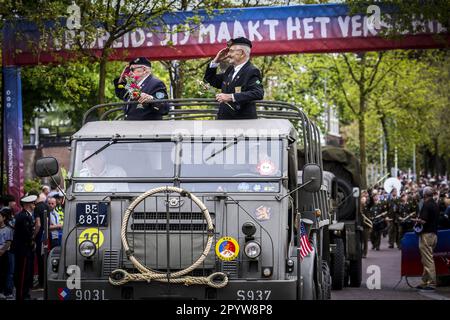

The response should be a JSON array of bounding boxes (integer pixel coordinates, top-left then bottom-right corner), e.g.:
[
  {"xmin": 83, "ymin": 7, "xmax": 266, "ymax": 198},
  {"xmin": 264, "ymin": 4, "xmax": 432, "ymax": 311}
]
[{"xmin": 109, "ymin": 186, "xmax": 228, "ymax": 288}]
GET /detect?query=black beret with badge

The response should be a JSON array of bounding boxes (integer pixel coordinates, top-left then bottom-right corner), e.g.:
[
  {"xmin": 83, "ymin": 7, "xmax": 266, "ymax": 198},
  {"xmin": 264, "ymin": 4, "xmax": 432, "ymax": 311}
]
[
  {"xmin": 227, "ymin": 37, "xmax": 252, "ymax": 48},
  {"xmin": 129, "ymin": 57, "xmax": 151, "ymax": 67}
]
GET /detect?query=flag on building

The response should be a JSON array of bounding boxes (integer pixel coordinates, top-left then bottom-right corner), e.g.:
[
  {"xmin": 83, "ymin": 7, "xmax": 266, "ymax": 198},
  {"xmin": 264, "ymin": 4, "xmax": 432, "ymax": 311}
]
[{"xmin": 299, "ymin": 222, "xmax": 313, "ymax": 259}]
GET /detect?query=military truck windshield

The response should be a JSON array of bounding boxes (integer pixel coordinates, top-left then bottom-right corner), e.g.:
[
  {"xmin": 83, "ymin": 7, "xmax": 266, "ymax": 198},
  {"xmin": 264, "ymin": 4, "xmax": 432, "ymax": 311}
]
[
  {"xmin": 180, "ymin": 139, "xmax": 282, "ymax": 178},
  {"xmin": 73, "ymin": 141, "xmax": 175, "ymax": 178}
]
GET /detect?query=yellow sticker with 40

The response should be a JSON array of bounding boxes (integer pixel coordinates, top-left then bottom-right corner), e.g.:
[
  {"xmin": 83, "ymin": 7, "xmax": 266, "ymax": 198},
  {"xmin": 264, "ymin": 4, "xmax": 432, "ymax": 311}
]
[{"xmin": 78, "ymin": 228, "xmax": 104, "ymax": 249}]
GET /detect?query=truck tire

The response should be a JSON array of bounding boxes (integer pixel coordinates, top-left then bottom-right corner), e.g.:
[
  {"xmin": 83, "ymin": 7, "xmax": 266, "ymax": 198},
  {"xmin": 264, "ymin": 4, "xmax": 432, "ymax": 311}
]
[
  {"xmin": 323, "ymin": 161, "xmax": 356, "ymax": 220},
  {"xmin": 323, "ymin": 160, "xmax": 353, "ymax": 184},
  {"xmin": 322, "ymin": 261, "xmax": 332, "ymax": 300},
  {"xmin": 322, "ymin": 226, "xmax": 330, "ymax": 264},
  {"xmin": 331, "ymin": 238, "xmax": 345, "ymax": 290},
  {"xmin": 349, "ymin": 257, "xmax": 362, "ymax": 287},
  {"xmin": 314, "ymin": 256, "xmax": 323, "ymax": 300},
  {"xmin": 349, "ymin": 231, "xmax": 363, "ymax": 287},
  {"xmin": 335, "ymin": 178, "xmax": 356, "ymax": 220}
]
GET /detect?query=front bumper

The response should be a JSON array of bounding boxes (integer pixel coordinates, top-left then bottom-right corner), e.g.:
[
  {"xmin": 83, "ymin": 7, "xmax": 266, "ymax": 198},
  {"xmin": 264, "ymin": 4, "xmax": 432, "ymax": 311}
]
[{"xmin": 48, "ymin": 278, "xmax": 298, "ymax": 300}]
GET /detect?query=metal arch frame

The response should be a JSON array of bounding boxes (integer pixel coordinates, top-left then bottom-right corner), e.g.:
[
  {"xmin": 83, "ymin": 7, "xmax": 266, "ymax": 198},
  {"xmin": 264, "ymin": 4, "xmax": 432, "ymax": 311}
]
[
  {"xmin": 85, "ymin": 99, "xmax": 325, "ymax": 214},
  {"xmin": 81, "ymin": 98, "xmax": 323, "ymax": 167}
]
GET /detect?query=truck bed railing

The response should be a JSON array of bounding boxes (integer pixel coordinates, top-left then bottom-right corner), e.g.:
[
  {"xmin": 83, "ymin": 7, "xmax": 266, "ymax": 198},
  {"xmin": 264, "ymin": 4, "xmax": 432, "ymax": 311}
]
[{"xmin": 82, "ymin": 98, "xmax": 322, "ymax": 175}]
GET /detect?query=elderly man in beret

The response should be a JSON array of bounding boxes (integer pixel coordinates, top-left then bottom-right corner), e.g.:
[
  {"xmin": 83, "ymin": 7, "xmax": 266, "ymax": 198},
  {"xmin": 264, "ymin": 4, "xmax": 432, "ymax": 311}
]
[
  {"xmin": 204, "ymin": 37, "xmax": 264, "ymax": 120},
  {"xmin": 114, "ymin": 57, "xmax": 169, "ymax": 120}
]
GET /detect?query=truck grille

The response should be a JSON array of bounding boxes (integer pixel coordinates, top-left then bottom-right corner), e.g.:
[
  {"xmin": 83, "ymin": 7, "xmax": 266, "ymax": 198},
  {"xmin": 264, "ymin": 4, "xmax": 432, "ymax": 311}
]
[
  {"xmin": 131, "ymin": 223, "xmax": 208, "ymax": 231},
  {"xmin": 102, "ymin": 249, "xmax": 121, "ymax": 277},
  {"xmin": 130, "ymin": 212, "xmax": 215, "ymax": 232},
  {"xmin": 126, "ymin": 209, "xmax": 217, "ymax": 270},
  {"xmin": 222, "ymin": 261, "xmax": 239, "ymax": 279}
]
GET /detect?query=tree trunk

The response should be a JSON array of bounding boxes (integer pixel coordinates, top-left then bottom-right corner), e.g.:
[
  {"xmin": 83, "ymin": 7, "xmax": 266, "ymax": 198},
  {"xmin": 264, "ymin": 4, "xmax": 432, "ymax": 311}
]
[
  {"xmin": 358, "ymin": 114, "xmax": 367, "ymax": 188},
  {"xmin": 174, "ymin": 61, "xmax": 184, "ymax": 99},
  {"xmin": 98, "ymin": 56, "xmax": 108, "ymax": 105},
  {"xmin": 379, "ymin": 114, "xmax": 393, "ymax": 173},
  {"xmin": 358, "ymin": 53, "xmax": 368, "ymax": 188}
]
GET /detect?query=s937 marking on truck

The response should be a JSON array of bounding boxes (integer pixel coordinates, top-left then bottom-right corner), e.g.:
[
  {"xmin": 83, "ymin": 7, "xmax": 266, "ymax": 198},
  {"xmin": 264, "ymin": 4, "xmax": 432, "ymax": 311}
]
[{"xmin": 36, "ymin": 99, "xmax": 331, "ymax": 300}]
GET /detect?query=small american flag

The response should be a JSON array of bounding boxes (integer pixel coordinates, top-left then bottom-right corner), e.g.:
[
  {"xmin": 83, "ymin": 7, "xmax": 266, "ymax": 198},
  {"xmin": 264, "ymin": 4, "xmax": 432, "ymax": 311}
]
[{"xmin": 299, "ymin": 222, "xmax": 313, "ymax": 259}]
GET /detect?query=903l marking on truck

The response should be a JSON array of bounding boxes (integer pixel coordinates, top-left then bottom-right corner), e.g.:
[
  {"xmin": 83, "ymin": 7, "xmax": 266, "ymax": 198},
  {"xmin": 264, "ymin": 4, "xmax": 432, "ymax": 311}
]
[{"xmin": 36, "ymin": 99, "xmax": 331, "ymax": 300}]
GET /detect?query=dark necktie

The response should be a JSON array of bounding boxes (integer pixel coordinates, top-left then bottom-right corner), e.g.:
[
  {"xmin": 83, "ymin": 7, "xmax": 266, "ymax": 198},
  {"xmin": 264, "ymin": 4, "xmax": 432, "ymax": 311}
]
[{"xmin": 229, "ymin": 67, "xmax": 235, "ymax": 81}]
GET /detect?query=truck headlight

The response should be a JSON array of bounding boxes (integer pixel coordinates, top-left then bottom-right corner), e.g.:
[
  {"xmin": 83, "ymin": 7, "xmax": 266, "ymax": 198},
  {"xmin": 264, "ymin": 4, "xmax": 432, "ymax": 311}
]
[
  {"xmin": 244, "ymin": 241, "xmax": 261, "ymax": 259},
  {"xmin": 79, "ymin": 240, "xmax": 96, "ymax": 258},
  {"xmin": 51, "ymin": 258, "xmax": 59, "ymax": 272}
]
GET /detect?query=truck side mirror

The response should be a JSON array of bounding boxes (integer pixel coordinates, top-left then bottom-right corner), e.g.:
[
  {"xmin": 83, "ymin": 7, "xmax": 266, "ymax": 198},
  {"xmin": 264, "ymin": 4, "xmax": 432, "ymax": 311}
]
[
  {"xmin": 302, "ymin": 163, "xmax": 322, "ymax": 193},
  {"xmin": 35, "ymin": 157, "xmax": 59, "ymax": 177}
]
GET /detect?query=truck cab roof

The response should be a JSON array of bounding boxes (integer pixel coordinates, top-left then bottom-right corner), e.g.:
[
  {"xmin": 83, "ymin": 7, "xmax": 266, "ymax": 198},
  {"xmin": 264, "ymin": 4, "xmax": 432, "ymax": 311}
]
[{"xmin": 73, "ymin": 119, "xmax": 298, "ymax": 140}]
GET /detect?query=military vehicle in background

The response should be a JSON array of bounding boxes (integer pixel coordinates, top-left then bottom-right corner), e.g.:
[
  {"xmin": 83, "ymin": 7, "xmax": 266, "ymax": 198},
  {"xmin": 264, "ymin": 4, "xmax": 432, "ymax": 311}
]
[
  {"xmin": 299, "ymin": 146, "xmax": 363, "ymax": 290},
  {"xmin": 35, "ymin": 99, "xmax": 331, "ymax": 300}
]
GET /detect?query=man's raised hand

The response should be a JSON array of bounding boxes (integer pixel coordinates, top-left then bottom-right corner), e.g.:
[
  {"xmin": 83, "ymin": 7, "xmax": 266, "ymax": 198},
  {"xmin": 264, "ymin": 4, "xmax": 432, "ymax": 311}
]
[{"xmin": 214, "ymin": 47, "xmax": 230, "ymax": 63}]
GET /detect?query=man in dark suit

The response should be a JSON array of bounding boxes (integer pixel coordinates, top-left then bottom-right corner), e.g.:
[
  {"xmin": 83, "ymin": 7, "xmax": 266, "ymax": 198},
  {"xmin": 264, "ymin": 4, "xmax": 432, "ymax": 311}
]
[
  {"xmin": 204, "ymin": 37, "xmax": 264, "ymax": 120},
  {"xmin": 12, "ymin": 195, "xmax": 37, "ymax": 300},
  {"xmin": 114, "ymin": 57, "xmax": 169, "ymax": 120}
]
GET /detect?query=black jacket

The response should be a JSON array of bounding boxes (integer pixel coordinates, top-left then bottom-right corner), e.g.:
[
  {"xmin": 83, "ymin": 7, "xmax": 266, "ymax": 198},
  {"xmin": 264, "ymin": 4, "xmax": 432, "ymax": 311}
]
[
  {"xmin": 33, "ymin": 201, "xmax": 48, "ymax": 244},
  {"xmin": 419, "ymin": 198, "xmax": 439, "ymax": 234},
  {"xmin": 204, "ymin": 61, "xmax": 264, "ymax": 119},
  {"xmin": 114, "ymin": 74, "xmax": 169, "ymax": 120},
  {"xmin": 11, "ymin": 210, "xmax": 35, "ymax": 255}
]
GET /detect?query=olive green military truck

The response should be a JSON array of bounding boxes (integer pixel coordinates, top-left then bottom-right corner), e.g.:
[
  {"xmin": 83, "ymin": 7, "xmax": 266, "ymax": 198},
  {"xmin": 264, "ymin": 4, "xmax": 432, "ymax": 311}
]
[{"xmin": 36, "ymin": 99, "xmax": 332, "ymax": 300}]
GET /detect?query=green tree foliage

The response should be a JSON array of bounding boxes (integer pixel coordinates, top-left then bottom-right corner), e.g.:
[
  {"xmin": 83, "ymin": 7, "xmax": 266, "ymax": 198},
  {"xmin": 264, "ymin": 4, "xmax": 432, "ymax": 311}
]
[
  {"xmin": 3, "ymin": 0, "xmax": 449, "ymax": 179},
  {"xmin": 21, "ymin": 59, "xmax": 119, "ymax": 129},
  {"xmin": 24, "ymin": 177, "xmax": 41, "ymax": 194},
  {"xmin": 337, "ymin": 50, "xmax": 449, "ymax": 177},
  {"xmin": 347, "ymin": 0, "xmax": 450, "ymax": 36}
]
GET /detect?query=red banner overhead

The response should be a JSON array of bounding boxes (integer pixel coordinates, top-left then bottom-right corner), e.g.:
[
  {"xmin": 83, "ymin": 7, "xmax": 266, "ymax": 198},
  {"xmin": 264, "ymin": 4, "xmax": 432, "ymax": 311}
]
[{"xmin": 3, "ymin": 3, "xmax": 449, "ymax": 66}]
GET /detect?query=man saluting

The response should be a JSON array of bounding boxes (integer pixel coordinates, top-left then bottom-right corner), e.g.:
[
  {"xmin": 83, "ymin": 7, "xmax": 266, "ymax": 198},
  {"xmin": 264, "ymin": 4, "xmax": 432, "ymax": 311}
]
[{"xmin": 204, "ymin": 37, "xmax": 264, "ymax": 120}]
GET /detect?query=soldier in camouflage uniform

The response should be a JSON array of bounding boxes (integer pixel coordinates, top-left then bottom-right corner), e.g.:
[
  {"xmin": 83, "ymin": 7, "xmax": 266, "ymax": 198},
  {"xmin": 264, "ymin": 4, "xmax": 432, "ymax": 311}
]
[
  {"xmin": 370, "ymin": 194, "xmax": 386, "ymax": 251},
  {"xmin": 379, "ymin": 194, "xmax": 389, "ymax": 238},
  {"xmin": 409, "ymin": 190, "xmax": 420, "ymax": 215},
  {"xmin": 360, "ymin": 195, "xmax": 371, "ymax": 258},
  {"xmin": 397, "ymin": 193, "xmax": 415, "ymax": 247},
  {"xmin": 398, "ymin": 194, "xmax": 417, "ymax": 241}
]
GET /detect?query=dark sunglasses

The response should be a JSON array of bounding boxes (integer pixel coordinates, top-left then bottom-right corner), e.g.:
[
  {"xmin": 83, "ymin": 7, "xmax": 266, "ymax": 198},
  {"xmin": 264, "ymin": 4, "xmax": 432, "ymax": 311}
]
[{"xmin": 130, "ymin": 66, "xmax": 145, "ymax": 71}]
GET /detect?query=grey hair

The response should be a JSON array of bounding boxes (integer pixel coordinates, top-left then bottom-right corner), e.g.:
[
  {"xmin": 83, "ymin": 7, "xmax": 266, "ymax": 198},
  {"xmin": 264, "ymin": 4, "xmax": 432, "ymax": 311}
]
[
  {"xmin": 235, "ymin": 44, "xmax": 251, "ymax": 58},
  {"xmin": 423, "ymin": 186, "xmax": 434, "ymax": 197}
]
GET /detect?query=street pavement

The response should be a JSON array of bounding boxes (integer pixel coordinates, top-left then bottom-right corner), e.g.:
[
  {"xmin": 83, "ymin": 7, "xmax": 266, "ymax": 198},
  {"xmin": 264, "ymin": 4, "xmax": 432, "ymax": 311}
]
[
  {"xmin": 28, "ymin": 236, "xmax": 450, "ymax": 301},
  {"xmin": 331, "ymin": 236, "xmax": 450, "ymax": 300}
]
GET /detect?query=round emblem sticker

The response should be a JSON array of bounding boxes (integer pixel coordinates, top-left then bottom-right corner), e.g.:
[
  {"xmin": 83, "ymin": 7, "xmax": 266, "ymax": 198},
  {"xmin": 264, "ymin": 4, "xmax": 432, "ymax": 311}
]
[
  {"xmin": 84, "ymin": 183, "xmax": 95, "ymax": 192},
  {"xmin": 215, "ymin": 237, "xmax": 239, "ymax": 261},
  {"xmin": 79, "ymin": 228, "xmax": 104, "ymax": 249},
  {"xmin": 155, "ymin": 91, "xmax": 165, "ymax": 99},
  {"xmin": 256, "ymin": 159, "xmax": 277, "ymax": 176}
]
